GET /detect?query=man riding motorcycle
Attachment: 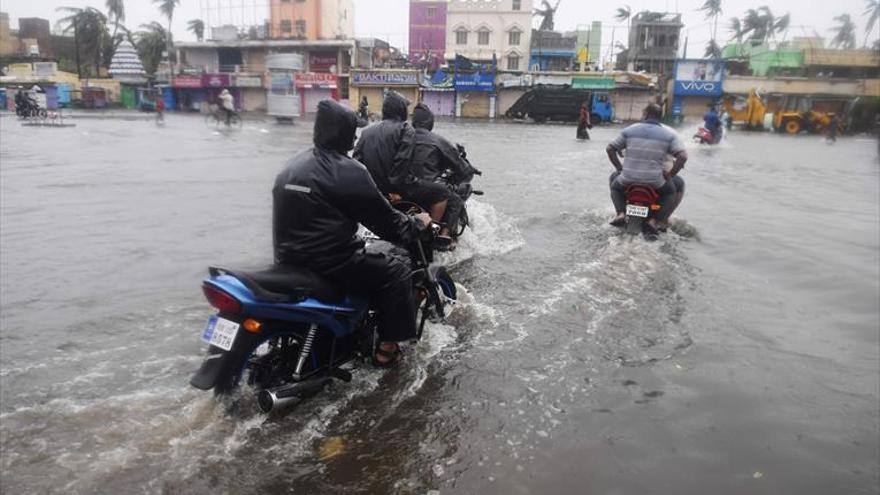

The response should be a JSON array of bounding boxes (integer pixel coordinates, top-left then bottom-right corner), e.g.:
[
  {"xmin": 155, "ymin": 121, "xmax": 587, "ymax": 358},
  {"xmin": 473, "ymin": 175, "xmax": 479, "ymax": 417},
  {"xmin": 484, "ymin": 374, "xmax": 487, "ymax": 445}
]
[
  {"xmin": 410, "ymin": 103, "xmax": 475, "ymax": 246},
  {"xmin": 606, "ymin": 104, "xmax": 688, "ymax": 233},
  {"xmin": 273, "ymin": 99, "xmax": 431, "ymax": 367},
  {"xmin": 353, "ymin": 92, "xmax": 454, "ymax": 245},
  {"xmin": 703, "ymin": 104, "xmax": 723, "ymax": 144}
]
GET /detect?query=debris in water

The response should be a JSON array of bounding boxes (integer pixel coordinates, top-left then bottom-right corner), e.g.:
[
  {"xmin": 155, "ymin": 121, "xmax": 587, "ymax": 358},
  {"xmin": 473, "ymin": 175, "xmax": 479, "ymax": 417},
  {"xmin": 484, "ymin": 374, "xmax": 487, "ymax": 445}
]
[
  {"xmin": 753, "ymin": 471, "xmax": 764, "ymax": 479},
  {"xmin": 433, "ymin": 464, "xmax": 445, "ymax": 477},
  {"xmin": 318, "ymin": 436, "xmax": 345, "ymax": 461}
]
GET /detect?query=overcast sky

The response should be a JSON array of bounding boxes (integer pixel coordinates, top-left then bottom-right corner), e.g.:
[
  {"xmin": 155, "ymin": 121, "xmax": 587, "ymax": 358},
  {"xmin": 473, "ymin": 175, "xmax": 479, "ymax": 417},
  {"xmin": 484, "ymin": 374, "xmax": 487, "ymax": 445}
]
[{"xmin": 3, "ymin": 0, "xmax": 875, "ymax": 58}]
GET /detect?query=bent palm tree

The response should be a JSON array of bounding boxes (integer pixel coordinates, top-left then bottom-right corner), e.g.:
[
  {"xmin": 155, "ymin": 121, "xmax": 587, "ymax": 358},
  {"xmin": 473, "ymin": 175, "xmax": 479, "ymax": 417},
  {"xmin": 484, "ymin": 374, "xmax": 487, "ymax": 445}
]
[
  {"xmin": 864, "ymin": 0, "xmax": 880, "ymax": 47},
  {"xmin": 187, "ymin": 19, "xmax": 205, "ymax": 41},
  {"xmin": 57, "ymin": 7, "xmax": 109, "ymax": 77},
  {"xmin": 136, "ymin": 22, "xmax": 168, "ymax": 75},
  {"xmin": 830, "ymin": 14, "xmax": 857, "ymax": 49},
  {"xmin": 153, "ymin": 0, "xmax": 180, "ymax": 84},
  {"xmin": 698, "ymin": 0, "xmax": 723, "ymax": 50},
  {"xmin": 106, "ymin": 0, "xmax": 125, "ymax": 41},
  {"xmin": 614, "ymin": 5, "xmax": 632, "ymax": 48}
]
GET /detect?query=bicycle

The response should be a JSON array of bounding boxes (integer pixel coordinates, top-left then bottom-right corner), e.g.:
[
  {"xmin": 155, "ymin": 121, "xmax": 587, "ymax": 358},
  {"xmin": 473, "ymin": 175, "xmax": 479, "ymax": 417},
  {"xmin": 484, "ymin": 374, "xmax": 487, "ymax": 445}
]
[{"xmin": 204, "ymin": 104, "xmax": 242, "ymax": 129}]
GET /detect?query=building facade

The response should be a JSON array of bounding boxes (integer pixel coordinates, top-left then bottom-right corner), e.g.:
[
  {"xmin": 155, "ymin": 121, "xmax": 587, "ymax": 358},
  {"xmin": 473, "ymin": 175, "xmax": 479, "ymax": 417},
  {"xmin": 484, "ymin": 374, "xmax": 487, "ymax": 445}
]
[
  {"xmin": 624, "ymin": 12, "xmax": 682, "ymax": 75},
  {"xmin": 445, "ymin": 0, "xmax": 532, "ymax": 71},
  {"xmin": 268, "ymin": 0, "xmax": 354, "ymax": 40},
  {"xmin": 408, "ymin": 0, "xmax": 447, "ymax": 68},
  {"xmin": 530, "ymin": 29, "xmax": 577, "ymax": 71}
]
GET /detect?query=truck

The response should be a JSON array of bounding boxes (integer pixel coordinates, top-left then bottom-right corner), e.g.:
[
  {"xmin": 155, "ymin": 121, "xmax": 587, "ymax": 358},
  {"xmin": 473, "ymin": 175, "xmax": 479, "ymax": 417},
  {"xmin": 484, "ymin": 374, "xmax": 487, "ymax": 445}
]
[{"xmin": 505, "ymin": 86, "xmax": 613, "ymax": 124}]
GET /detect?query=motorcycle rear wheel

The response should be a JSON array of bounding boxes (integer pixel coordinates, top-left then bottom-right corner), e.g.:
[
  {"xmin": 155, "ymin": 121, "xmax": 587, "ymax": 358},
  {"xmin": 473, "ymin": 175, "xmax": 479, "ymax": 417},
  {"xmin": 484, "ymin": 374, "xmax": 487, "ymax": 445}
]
[
  {"xmin": 625, "ymin": 216, "xmax": 644, "ymax": 235},
  {"xmin": 213, "ymin": 332, "xmax": 304, "ymax": 395}
]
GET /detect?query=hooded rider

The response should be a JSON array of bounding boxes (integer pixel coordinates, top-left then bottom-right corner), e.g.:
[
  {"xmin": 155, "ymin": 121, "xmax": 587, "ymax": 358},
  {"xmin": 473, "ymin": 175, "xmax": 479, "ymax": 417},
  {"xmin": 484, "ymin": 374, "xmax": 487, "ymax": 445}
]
[
  {"xmin": 219, "ymin": 88, "xmax": 235, "ymax": 124},
  {"xmin": 354, "ymin": 92, "xmax": 454, "ymax": 244},
  {"xmin": 410, "ymin": 103, "xmax": 475, "ymax": 243},
  {"xmin": 273, "ymin": 100, "xmax": 431, "ymax": 366}
]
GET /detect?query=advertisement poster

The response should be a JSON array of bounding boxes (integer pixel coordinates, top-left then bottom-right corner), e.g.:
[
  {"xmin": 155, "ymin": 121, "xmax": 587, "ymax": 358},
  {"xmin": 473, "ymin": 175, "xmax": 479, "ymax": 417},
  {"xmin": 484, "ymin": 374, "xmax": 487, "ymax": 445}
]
[{"xmin": 673, "ymin": 59, "xmax": 724, "ymax": 96}]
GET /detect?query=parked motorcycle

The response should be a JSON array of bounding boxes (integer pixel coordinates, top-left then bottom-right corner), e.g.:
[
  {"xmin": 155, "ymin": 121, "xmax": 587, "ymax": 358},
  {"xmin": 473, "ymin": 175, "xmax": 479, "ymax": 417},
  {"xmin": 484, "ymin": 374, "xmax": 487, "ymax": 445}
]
[{"xmin": 189, "ymin": 224, "xmax": 456, "ymax": 413}]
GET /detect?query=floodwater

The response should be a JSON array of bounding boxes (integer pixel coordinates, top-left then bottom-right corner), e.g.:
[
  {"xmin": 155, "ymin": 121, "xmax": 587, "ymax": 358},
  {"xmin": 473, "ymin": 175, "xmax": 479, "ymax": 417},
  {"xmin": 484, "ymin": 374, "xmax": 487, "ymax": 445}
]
[{"xmin": 1, "ymin": 112, "xmax": 878, "ymax": 495}]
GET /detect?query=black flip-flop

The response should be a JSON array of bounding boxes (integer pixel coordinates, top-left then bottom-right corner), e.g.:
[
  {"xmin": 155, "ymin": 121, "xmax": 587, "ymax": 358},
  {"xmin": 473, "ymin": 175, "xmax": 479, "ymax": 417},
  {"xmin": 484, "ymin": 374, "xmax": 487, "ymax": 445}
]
[
  {"xmin": 372, "ymin": 345, "xmax": 404, "ymax": 368},
  {"xmin": 609, "ymin": 217, "xmax": 626, "ymax": 227}
]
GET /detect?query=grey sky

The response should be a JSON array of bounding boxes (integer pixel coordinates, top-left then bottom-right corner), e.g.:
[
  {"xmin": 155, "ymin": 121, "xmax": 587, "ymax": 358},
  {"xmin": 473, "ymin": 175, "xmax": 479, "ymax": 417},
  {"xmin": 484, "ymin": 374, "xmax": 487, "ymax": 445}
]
[{"xmin": 2, "ymin": 0, "xmax": 875, "ymax": 58}]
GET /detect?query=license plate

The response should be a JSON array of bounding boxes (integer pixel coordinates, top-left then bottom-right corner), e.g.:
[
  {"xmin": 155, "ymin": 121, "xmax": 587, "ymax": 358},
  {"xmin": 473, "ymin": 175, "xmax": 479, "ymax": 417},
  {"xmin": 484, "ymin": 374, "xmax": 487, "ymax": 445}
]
[
  {"xmin": 626, "ymin": 204, "xmax": 649, "ymax": 218},
  {"xmin": 201, "ymin": 315, "xmax": 240, "ymax": 351}
]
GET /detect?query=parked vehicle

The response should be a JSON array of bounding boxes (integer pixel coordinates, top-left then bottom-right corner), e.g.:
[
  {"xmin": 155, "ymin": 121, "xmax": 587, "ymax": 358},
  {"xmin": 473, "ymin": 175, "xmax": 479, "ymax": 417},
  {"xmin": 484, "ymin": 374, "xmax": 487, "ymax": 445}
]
[{"xmin": 506, "ymin": 87, "xmax": 613, "ymax": 123}]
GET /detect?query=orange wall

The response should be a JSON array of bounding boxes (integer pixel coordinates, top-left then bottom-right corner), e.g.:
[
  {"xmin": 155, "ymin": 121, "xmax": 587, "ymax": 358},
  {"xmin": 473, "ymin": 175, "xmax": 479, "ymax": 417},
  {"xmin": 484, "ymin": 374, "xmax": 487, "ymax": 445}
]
[{"xmin": 270, "ymin": 0, "xmax": 321, "ymax": 39}]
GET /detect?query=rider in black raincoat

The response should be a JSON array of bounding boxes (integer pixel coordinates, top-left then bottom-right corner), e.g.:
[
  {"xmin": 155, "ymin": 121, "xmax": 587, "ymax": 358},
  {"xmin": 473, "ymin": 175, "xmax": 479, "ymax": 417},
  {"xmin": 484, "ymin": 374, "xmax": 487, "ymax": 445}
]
[
  {"xmin": 273, "ymin": 99, "xmax": 430, "ymax": 365},
  {"xmin": 410, "ymin": 103, "xmax": 475, "ymax": 238},
  {"xmin": 354, "ymin": 93, "xmax": 453, "ymax": 243}
]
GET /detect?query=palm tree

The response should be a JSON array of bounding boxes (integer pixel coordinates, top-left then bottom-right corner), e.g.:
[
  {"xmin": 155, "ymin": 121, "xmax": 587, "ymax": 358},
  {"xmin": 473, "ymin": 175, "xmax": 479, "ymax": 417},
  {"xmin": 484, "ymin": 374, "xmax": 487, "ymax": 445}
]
[
  {"xmin": 704, "ymin": 39, "xmax": 722, "ymax": 58},
  {"xmin": 106, "ymin": 0, "xmax": 125, "ymax": 42},
  {"xmin": 614, "ymin": 5, "xmax": 632, "ymax": 47},
  {"xmin": 830, "ymin": 14, "xmax": 857, "ymax": 49},
  {"xmin": 864, "ymin": 0, "xmax": 880, "ymax": 47},
  {"xmin": 57, "ymin": 7, "xmax": 109, "ymax": 78},
  {"xmin": 187, "ymin": 19, "xmax": 205, "ymax": 41},
  {"xmin": 153, "ymin": 0, "xmax": 180, "ymax": 83},
  {"xmin": 698, "ymin": 0, "xmax": 723, "ymax": 53},
  {"xmin": 136, "ymin": 22, "xmax": 168, "ymax": 75},
  {"xmin": 728, "ymin": 17, "xmax": 745, "ymax": 43}
]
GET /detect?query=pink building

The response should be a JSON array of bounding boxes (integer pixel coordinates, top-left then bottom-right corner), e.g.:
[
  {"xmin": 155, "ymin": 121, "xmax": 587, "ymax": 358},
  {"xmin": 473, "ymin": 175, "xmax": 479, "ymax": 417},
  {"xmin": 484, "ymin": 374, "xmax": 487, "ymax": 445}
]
[{"xmin": 408, "ymin": 0, "xmax": 447, "ymax": 68}]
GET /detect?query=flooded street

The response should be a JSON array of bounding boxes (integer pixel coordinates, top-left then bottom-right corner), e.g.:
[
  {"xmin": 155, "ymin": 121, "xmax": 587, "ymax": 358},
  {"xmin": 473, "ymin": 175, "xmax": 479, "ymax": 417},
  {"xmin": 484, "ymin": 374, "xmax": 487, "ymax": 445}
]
[{"xmin": 1, "ymin": 113, "xmax": 878, "ymax": 494}]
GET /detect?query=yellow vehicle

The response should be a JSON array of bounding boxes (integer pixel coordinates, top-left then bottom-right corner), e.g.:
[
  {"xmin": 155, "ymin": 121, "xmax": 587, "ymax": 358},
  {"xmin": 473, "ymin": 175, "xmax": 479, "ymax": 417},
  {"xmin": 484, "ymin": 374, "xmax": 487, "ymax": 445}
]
[
  {"xmin": 772, "ymin": 96, "xmax": 841, "ymax": 135},
  {"xmin": 722, "ymin": 90, "xmax": 851, "ymax": 135},
  {"xmin": 722, "ymin": 89, "xmax": 767, "ymax": 129}
]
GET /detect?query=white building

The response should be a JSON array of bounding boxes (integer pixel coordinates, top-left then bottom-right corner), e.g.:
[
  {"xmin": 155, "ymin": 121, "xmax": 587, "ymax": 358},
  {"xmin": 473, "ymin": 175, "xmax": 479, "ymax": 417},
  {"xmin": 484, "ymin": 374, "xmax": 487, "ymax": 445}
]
[{"xmin": 445, "ymin": 0, "xmax": 533, "ymax": 71}]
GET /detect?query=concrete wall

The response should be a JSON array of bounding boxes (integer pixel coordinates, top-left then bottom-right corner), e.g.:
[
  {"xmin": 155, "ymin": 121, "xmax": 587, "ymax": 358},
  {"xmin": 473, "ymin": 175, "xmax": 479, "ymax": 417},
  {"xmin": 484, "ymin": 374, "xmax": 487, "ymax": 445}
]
[
  {"xmin": 320, "ymin": 0, "xmax": 355, "ymax": 40},
  {"xmin": 446, "ymin": 0, "xmax": 532, "ymax": 62},
  {"xmin": 723, "ymin": 75, "xmax": 880, "ymax": 97}
]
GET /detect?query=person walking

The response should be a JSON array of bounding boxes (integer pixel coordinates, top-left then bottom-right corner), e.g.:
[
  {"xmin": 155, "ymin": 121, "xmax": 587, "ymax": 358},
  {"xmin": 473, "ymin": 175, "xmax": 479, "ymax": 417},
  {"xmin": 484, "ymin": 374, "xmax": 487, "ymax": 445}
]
[{"xmin": 577, "ymin": 101, "xmax": 592, "ymax": 140}]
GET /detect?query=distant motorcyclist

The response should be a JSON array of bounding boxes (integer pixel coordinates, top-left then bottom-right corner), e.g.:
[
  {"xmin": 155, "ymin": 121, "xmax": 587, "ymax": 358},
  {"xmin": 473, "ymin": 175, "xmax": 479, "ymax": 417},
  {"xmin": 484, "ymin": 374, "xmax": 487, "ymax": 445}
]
[
  {"xmin": 606, "ymin": 104, "xmax": 688, "ymax": 233},
  {"xmin": 354, "ymin": 92, "xmax": 453, "ymax": 244},
  {"xmin": 273, "ymin": 99, "xmax": 431, "ymax": 367},
  {"xmin": 410, "ymin": 102, "xmax": 475, "ymax": 245},
  {"xmin": 703, "ymin": 104, "xmax": 722, "ymax": 143}
]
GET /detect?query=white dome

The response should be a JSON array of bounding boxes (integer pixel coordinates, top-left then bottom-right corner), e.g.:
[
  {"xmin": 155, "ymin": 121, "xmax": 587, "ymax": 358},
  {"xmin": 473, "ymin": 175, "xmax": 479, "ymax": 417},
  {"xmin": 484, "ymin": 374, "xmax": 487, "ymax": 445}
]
[{"xmin": 109, "ymin": 40, "xmax": 147, "ymax": 82}]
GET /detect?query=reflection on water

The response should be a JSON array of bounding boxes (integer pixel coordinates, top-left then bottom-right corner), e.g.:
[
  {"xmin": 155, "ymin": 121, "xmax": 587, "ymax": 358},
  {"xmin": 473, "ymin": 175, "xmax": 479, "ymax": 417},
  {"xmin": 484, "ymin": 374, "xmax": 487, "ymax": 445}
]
[{"xmin": 1, "ymin": 115, "xmax": 877, "ymax": 494}]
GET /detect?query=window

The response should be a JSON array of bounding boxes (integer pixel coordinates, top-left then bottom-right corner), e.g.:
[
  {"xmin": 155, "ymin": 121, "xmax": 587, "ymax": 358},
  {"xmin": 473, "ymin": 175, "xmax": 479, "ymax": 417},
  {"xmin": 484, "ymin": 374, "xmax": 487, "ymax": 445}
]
[
  {"xmin": 512, "ymin": 0, "xmax": 521, "ymax": 10},
  {"xmin": 478, "ymin": 29, "xmax": 490, "ymax": 45},
  {"xmin": 295, "ymin": 20, "xmax": 306, "ymax": 36},
  {"xmin": 508, "ymin": 30, "xmax": 520, "ymax": 45},
  {"xmin": 280, "ymin": 20, "xmax": 292, "ymax": 33},
  {"xmin": 456, "ymin": 29, "xmax": 468, "ymax": 45},
  {"xmin": 507, "ymin": 55, "xmax": 520, "ymax": 70},
  {"xmin": 426, "ymin": 7, "xmax": 436, "ymax": 19}
]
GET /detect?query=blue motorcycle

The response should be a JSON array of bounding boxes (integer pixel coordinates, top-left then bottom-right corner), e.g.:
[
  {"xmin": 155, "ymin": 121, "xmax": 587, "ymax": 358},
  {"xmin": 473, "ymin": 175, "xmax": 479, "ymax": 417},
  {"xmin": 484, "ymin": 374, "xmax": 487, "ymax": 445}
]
[{"xmin": 189, "ymin": 233, "xmax": 456, "ymax": 413}]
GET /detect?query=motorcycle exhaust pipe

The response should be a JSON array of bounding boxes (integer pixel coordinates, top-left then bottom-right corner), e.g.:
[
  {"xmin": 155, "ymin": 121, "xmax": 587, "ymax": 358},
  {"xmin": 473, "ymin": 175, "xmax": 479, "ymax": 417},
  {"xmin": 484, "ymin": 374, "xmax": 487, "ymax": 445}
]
[{"xmin": 258, "ymin": 377, "xmax": 332, "ymax": 413}]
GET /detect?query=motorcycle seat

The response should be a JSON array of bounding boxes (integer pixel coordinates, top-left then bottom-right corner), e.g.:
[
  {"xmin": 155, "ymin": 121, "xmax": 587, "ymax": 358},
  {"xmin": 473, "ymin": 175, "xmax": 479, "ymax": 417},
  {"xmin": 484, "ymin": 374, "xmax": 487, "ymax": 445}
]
[
  {"xmin": 209, "ymin": 266, "xmax": 345, "ymax": 304},
  {"xmin": 625, "ymin": 185, "xmax": 660, "ymax": 204}
]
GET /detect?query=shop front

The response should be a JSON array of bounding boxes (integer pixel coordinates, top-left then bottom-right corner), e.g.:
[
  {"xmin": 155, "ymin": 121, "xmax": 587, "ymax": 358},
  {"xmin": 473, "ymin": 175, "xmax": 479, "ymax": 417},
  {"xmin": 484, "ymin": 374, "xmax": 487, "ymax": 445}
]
[
  {"xmin": 350, "ymin": 70, "xmax": 420, "ymax": 115},
  {"xmin": 233, "ymin": 74, "xmax": 265, "ymax": 112},
  {"xmin": 454, "ymin": 71, "xmax": 496, "ymax": 118},
  {"xmin": 202, "ymin": 73, "xmax": 236, "ymax": 109},
  {"xmin": 295, "ymin": 73, "xmax": 338, "ymax": 113},
  {"xmin": 173, "ymin": 74, "xmax": 207, "ymax": 111},
  {"xmin": 419, "ymin": 69, "xmax": 455, "ymax": 116},
  {"xmin": 670, "ymin": 59, "xmax": 725, "ymax": 121}
]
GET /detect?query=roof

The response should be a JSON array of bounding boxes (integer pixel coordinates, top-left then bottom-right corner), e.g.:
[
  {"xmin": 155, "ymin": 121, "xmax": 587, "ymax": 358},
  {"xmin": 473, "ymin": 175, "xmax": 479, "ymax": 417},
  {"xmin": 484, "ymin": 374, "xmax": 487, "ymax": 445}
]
[{"xmin": 176, "ymin": 39, "xmax": 356, "ymax": 49}]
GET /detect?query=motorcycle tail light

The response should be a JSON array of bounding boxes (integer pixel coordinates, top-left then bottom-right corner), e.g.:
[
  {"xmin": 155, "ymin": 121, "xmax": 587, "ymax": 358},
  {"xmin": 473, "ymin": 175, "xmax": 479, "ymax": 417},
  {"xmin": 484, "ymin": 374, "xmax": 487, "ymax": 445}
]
[
  {"xmin": 650, "ymin": 204, "xmax": 661, "ymax": 211},
  {"xmin": 243, "ymin": 318, "xmax": 262, "ymax": 333},
  {"xmin": 202, "ymin": 284, "xmax": 242, "ymax": 314}
]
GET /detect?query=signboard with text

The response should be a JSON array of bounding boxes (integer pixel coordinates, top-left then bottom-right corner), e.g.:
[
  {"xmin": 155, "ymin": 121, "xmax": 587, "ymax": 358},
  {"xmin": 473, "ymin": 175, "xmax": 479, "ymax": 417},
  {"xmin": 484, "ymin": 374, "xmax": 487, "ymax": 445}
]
[
  {"xmin": 308, "ymin": 52, "xmax": 338, "ymax": 73},
  {"xmin": 201, "ymin": 73, "xmax": 231, "ymax": 88},
  {"xmin": 453, "ymin": 71, "xmax": 494, "ymax": 92},
  {"xmin": 295, "ymin": 73, "xmax": 338, "ymax": 89},
  {"xmin": 233, "ymin": 75, "xmax": 263, "ymax": 88},
  {"xmin": 673, "ymin": 59, "xmax": 724, "ymax": 96},
  {"xmin": 174, "ymin": 76, "xmax": 203, "ymax": 88},
  {"xmin": 351, "ymin": 70, "xmax": 419, "ymax": 86}
]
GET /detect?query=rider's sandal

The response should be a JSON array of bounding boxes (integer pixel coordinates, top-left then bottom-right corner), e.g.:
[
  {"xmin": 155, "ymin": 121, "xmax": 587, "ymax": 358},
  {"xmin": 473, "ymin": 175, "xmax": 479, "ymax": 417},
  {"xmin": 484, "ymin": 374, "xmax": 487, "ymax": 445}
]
[
  {"xmin": 372, "ymin": 345, "xmax": 404, "ymax": 369},
  {"xmin": 609, "ymin": 216, "xmax": 626, "ymax": 227}
]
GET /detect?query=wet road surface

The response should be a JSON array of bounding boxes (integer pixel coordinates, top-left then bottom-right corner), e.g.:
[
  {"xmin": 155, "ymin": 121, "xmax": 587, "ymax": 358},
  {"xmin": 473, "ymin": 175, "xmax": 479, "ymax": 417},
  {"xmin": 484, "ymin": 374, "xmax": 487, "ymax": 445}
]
[{"xmin": 1, "ymin": 113, "xmax": 878, "ymax": 494}]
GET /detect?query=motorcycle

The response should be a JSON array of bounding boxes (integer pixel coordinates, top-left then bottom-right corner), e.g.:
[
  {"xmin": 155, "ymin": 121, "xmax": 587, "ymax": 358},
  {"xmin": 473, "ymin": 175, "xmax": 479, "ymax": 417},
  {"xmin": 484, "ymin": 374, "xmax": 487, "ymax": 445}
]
[
  {"xmin": 616, "ymin": 184, "xmax": 662, "ymax": 235},
  {"xmin": 189, "ymin": 223, "xmax": 457, "ymax": 413},
  {"xmin": 435, "ymin": 144, "xmax": 483, "ymax": 241},
  {"xmin": 15, "ymin": 98, "xmax": 47, "ymax": 119},
  {"xmin": 694, "ymin": 127, "xmax": 720, "ymax": 145}
]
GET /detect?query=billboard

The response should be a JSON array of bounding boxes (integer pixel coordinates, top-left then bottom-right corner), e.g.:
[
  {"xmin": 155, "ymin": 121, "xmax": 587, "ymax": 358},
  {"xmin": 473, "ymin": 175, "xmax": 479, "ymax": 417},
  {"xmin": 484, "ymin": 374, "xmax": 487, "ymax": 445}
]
[
  {"xmin": 351, "ymin": 71, "xmax": 419, "ymax": 86},
  {"xmin": 453, "ymin": 71, "xmax": 494, "ymax": 92},
  {"xmin": 673, "ymin": 59, "xmax": 724, "ymax": 96}
]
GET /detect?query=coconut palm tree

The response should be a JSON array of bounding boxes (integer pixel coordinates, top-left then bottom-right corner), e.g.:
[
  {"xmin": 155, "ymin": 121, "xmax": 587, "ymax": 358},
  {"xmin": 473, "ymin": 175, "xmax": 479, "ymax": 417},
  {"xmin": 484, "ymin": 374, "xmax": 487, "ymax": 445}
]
[
  {"xmin": 153, "ymin": 0, "xmax": 180, "ymax": 83},
  {"xmin": 830, "ymin": 14, "xmax": 857, "ymax": 49},
  {"xmin": 728, "ymin": 17, "xmax": 745, "ymax": 43},
  {"xmin": 614, "ymin": 5, "xmax": 632, "ymax": 47},
  {"xmin": 864, "ymin": 0, "xmax": 880, "ymax": 47},
  {"xmin": 698, "ymin": 0, "xmax": 723, "ymax": 51},
  {"xmin": 57, "ymin": 7, "xmax": 109, "ymax": 78},
  {"xmin": 136, "ymin": 22, "xmax": 168, "ymax": 75},
  {"xmin": 187, "ymin": 19, "xmax": 205, "ymax": 41},
  {"xmin": 704, "ymin": 39, "xmax": 722, "ymax": 58},
  {"xmin": 106, "ymin": 0, "xmax": 125, "ymax": 42}
]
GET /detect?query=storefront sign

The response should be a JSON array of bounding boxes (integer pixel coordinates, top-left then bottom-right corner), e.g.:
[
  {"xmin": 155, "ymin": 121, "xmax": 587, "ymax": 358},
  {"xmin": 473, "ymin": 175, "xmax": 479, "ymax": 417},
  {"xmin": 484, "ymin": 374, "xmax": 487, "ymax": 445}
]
[
  {"xmin": 673, "ymin": 59, "xmax": 724, "ymax": 96},
  {"xmin": 309, "ymin": 52, "xmax": 338, "ymax": 73},
  {"xmin": 33, "ymin": 62, "xmax": 57, "ymax": 77},
  {"xmin": 532, "ymin": 73, "xmax": 572, "ymax": 86},
  {"xmin": 351, "ymin": 71, "xmax": 419, "ymax": 86},
  {"xmin": 571, "ymin": 77, "xmax": 615, "ymax": 90},
  {"xmin": 233, "ymin": 75, "xmax": 263, "ymax": 88},
  {"xmin": 295, "ymin": 73, "xmax": 338, "ymax": 89},
  {"xmin": 7, "ymin": 63, "xmax": 32, "ymax": 76},
  {"xmin": 174, "ymin": 75, "xmax": 203, "ymax": 88},
  {"xmin": 453, "ymin": 72, "xmax": 494, "ymax": 92},
  {"xmin": 201, "ymin": 73, "xmax": 231, "ymax": 88}
]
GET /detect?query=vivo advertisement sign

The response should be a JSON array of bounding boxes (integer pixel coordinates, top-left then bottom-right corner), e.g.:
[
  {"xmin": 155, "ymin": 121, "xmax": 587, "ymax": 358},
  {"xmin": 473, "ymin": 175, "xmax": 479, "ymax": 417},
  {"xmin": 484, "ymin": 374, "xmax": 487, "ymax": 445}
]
[{"xmin": 673, "ymin": 59, "xmax": 724, "ymax": 96}]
